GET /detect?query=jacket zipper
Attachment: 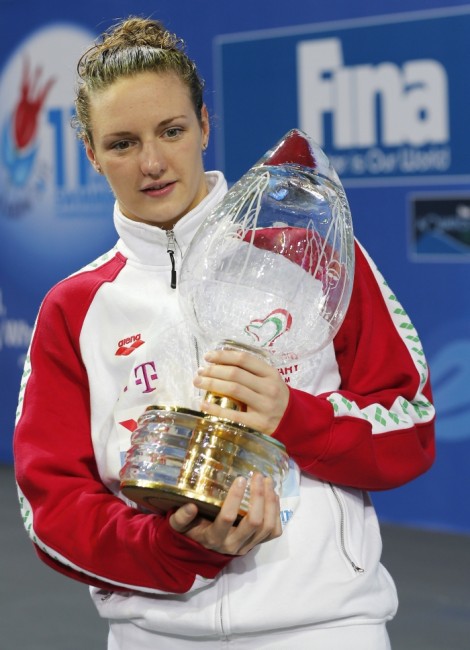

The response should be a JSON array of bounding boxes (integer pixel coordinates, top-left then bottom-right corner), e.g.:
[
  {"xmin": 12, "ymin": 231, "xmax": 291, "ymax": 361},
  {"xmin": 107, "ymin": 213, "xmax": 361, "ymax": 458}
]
[
  {"xmin": 220, "ymin": 600, "xmax": 226, "ymax": 639},
  {"xmin": 194, "ymin": 337, "xmax": 201, "ymax": 368},
  {"xmin": 166, "ymin": 229, "xmax": 177, "ymax": 289},
  {"xmin": 329, "ymin": 483, "xmax": 365, "ymax": 574},
  {"xmin": 219, "ymin": 575, "xmax": 229, "ymax": 640}
]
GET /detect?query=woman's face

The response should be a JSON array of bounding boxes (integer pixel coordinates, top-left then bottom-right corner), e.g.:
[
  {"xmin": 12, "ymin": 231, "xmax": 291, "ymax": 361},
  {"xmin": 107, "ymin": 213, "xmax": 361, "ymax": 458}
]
[{"xmin": 85, "ymin": 71, "xmax": 209, "ymax": 229}]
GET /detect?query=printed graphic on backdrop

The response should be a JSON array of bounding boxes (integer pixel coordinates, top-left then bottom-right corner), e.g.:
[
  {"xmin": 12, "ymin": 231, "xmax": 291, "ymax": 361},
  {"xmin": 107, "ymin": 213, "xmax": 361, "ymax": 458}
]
[
  {"xmin": 0, "ymin": 289, "xmax": 32, "ymax": 369},
  {"xmin": 0, "ymin": 22, "xmax": 115, "ymax": 289},
  {"xmin": 296, "ymin": 36, "xmax": 450, "ymax": 181},
  {"xmin": 430, "ymin": 341, "xmax": 470, "ymax": 442},
  {"xmin": 215, "ymin": 7, "xmax": 470, "ymax": 186},
  {"xmin": 0, "ymin": 22, "xmax": 117, "ymax": 463},
  {"xmin": 409, "ymin": 194, "xmax": 470, "ymax": 259}
]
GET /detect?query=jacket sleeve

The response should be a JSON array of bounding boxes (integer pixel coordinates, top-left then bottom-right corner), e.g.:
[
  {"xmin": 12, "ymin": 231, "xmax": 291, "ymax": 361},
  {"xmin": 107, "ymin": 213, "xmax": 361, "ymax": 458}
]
[
  {"xmin": 13, "ymin": 263, "xmax": 232, "ymax": 595},
  {"xmin": 273, "ymin": 240, "xmax": 435, "ymax": 490}
]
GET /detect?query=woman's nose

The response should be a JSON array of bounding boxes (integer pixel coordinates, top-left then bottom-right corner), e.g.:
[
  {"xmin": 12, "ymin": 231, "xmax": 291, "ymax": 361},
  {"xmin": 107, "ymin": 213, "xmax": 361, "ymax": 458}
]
[{"xmin": 140, "ymin": 142, "xmax": 166, "ymax": 176}]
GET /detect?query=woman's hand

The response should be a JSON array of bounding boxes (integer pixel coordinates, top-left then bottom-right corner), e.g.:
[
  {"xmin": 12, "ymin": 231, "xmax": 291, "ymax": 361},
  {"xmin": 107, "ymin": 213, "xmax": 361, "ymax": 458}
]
[
  {"xmin": 193, "ymin": 348, "xmax": 290, "ymax": 435},
  {"xmin": 169, "ymin": 473, "xmax": 282, "ymax": 555}
]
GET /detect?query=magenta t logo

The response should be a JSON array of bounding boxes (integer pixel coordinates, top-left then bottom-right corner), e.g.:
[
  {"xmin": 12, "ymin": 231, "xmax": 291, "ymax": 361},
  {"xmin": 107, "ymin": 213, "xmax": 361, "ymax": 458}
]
[{"xmin": 134, "ymin": 361, "xmax": 158, "ymax": 394}]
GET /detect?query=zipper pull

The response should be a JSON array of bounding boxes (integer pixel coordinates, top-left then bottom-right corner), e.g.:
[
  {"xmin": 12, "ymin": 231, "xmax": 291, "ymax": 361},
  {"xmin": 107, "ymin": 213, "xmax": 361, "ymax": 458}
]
[{"xmin": 166, "ymin": 230, "xmax": 177, "ymax": 289}]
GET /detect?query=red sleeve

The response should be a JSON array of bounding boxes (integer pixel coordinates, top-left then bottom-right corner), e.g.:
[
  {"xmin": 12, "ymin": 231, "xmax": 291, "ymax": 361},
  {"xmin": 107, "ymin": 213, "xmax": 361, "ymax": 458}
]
[
  {"xmin": 273, "ymin": 241, "xmax": 435, "ymax": 491},
  {"xmin": 14, "ymin": 255, "xmax": 232, "ymax": 594}
]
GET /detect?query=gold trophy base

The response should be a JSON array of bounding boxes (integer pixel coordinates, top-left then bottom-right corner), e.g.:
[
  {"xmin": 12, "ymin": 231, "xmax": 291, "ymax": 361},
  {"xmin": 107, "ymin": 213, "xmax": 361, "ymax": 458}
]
[
  {"xmin": 122, "ymin": 479, "xmax": 246, "ymax": 523},
  {"xmin": 119, "ymin": 349, "xmax": 289, "ymax": 525}
]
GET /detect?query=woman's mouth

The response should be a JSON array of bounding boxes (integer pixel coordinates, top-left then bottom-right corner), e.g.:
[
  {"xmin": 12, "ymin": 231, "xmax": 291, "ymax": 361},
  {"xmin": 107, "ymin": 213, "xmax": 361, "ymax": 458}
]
[{"xmin": 141, "ymin": 181, "xmax": 176, "ymax": 197}]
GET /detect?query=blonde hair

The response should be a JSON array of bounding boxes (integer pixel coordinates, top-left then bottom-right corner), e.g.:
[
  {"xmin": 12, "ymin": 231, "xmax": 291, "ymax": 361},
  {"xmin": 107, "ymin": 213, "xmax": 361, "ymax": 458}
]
[{"xmin": 73, "ymin": 16, "xmax": 205, "ymax": 145}]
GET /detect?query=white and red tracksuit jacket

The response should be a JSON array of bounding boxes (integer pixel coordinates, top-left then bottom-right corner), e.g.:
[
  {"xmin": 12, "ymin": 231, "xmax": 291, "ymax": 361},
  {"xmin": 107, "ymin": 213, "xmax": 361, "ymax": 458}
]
[{"xmin": 14, "ymin": 171, "xmax": 435, "ymax": 639}]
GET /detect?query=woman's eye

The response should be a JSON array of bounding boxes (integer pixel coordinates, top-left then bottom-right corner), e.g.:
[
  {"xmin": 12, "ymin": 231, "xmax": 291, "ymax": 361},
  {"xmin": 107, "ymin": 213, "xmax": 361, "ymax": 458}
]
[
  {"xmin": 165, "ymin": 127, "xmax": 183, "ymax": 139},
  {"xmin": 111, "ymin": 140, "xmax": 131, "ymax": 151}
]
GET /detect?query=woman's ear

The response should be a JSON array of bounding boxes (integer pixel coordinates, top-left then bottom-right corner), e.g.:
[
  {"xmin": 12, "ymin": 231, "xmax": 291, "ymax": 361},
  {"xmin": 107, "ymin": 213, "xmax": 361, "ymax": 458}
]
[
  {"xmin": 85, "ymin": 139, "xmax": 102, "ymax": 173},
  {"xmin": 201, "ymin": 104, "xmax": 210, "ymax": 151}
]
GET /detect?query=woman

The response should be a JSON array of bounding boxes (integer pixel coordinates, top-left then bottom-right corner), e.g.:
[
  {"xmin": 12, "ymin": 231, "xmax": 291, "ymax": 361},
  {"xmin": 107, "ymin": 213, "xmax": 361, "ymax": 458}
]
[{"xmin": 13, "ymin": 16, "xmax": 435, "ymax": 649}]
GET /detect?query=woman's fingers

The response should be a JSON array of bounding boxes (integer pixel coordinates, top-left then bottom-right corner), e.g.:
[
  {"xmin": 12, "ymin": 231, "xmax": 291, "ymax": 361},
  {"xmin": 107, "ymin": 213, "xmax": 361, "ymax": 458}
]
[
  {"xmin": 202, "ymin": 476, "xmax": 249, "ymax": 549},
  {"xmin": 169, "ymin": 473, "xmax": 282, "ymax": 555},
  {"xmin": 168, "ymin": 502, "xmax": 200, "ymax": 533},
  {"xmin": 194, "ymin": 350, "xmax": 268, "ymax": 401},
  {"xmin": 233, "ymin": 475, "xmax": 282, "ymax": 553},
  {"xmin": 193, "ymin": 348, "xmax": 290, "ymax": 434},
  {"xmin": 204, "ymin": 349, "xmax": 269, "ymax": 376}
]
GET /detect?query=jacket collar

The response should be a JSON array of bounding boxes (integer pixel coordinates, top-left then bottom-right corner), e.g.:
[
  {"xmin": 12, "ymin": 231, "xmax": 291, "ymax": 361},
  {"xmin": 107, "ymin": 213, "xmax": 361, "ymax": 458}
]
[{"xmin": 113, "ymin": 171, "xmax": 227, "ymax": 267}]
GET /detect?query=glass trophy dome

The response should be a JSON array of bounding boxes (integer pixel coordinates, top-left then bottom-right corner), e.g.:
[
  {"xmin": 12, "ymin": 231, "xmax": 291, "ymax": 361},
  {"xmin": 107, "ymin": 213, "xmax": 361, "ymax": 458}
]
[{"xmin": 179, "ymin": 129, "xmax": 355, "ymax": 366}]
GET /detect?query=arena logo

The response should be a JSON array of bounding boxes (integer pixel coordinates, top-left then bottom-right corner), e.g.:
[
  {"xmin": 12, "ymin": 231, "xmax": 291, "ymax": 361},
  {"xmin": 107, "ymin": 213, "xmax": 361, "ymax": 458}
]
[
  {"xmin": 297, "ymin": 38, "xmax": 451, "ymax": 177},
  {"xmin": 0, "ymin": 23, "xmax": 111, "ymax": 220}
]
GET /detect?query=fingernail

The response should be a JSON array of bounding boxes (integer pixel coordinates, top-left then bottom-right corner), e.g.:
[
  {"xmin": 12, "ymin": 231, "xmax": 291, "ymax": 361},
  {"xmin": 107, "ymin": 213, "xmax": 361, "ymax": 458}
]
[
  {"xmin": 235, "ymin": 476, "xmax": 247, "ymax": 488},
  {"xmin": 264, "ymin": 476, "xmax": 274, "ymax": 489}
]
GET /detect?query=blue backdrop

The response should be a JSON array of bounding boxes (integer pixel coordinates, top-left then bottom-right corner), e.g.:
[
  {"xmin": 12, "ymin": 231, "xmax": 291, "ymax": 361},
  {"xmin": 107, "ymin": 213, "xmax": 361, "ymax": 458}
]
[{"xmin": 1, "ymin": 0, "xmax": 469, "ymax": 534}]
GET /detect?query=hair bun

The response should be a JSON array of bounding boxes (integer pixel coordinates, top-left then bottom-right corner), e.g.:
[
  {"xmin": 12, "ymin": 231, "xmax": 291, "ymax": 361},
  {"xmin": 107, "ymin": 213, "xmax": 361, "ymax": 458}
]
[{"xmin": 109, "ymin": 16, "xmax": 184, "ymax": 52}]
